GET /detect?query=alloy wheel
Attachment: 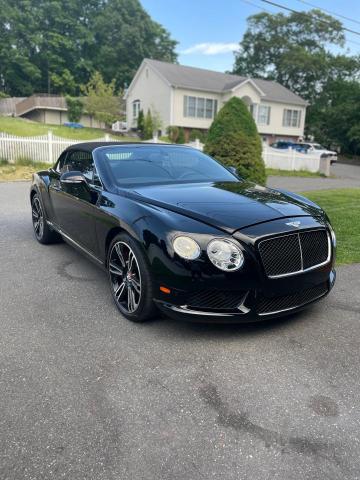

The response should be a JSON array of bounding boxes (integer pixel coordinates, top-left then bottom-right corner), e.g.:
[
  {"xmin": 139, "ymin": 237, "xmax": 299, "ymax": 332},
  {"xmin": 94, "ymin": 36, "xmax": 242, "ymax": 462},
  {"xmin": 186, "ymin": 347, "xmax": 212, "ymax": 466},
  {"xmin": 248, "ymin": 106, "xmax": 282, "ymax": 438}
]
[
  {"xmin": 32, "ymin": 197, "xmax": 44, "ymax": 240},
  {"xmin": 109, "ymin": 241, "xmax": 142, "ymax": 314}
]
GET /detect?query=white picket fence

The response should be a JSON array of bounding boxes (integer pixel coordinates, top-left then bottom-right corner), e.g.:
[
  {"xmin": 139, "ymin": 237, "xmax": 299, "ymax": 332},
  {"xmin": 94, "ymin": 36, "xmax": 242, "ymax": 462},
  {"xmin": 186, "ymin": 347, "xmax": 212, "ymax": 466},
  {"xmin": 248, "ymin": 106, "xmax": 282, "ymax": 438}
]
[
  {"xmin": 0, "ymin": 131, "xmax": 323, "ymax": 174},
  {"xmin": 189, "ymin": 141, "xmax": 323, "ymax": 173},
  {"xmin": 0, "ymin": 131, "xmax": 113, "ymax": 164},
  {"xmin": 262, "ymin": 145, "xmax": 321, "ymax": 173}
]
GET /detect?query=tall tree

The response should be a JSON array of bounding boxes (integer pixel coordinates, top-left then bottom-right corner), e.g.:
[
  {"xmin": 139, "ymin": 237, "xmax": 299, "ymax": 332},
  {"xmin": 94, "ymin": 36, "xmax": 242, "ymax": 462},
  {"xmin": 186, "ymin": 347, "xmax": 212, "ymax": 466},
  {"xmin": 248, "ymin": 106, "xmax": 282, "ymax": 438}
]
[
  {"xmin": 232, "ymin": 9, "xmax": 360, "ymax": 103},
  {"xmin": 0, "ymin": 0, "xmax": 177, "ymax": 96},
  {"xmin": 92, "ymin": 0, "xmax": 177, "ymax": 89},
  {"xmin": 307, "ymin": 79, "xmax": 360, "ymax": 153}
]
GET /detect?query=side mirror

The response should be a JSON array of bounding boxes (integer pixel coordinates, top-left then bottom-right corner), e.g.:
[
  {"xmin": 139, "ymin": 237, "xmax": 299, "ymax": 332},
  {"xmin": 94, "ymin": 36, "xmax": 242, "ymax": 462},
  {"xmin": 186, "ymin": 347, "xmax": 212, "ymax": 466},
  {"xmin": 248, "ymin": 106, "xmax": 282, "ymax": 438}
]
[
  {"xmin": 60, "ymin": 171, "xmax": 87, "ymax": 185},
  {"xmin": 228, "ymin": 166, "xmax": 238, "ymax": 175}
]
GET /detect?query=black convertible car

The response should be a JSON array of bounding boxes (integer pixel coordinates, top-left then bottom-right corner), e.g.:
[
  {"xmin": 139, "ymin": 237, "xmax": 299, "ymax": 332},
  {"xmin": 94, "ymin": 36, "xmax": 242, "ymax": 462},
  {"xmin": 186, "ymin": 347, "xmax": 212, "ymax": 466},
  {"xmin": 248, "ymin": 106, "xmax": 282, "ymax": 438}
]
[{"xmin": 30, "ymin": 142, "xmax": 336, "ymax": 323}]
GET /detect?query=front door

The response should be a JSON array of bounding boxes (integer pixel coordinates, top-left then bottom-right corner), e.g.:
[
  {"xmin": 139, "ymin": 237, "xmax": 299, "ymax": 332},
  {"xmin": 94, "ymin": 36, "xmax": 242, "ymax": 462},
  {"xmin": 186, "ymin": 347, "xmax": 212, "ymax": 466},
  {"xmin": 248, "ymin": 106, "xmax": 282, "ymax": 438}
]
[{"xmin": 49, "ymin": 149, "xmax": 100, "ymax": 255}]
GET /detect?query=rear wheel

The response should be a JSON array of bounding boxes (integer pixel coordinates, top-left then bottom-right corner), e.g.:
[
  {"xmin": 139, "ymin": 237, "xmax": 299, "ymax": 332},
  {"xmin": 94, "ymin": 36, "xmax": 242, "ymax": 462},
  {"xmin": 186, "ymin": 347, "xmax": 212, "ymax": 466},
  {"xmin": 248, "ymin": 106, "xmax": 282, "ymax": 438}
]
[
  {"xmin": 31, "ymin": 194, "xmax": 60, "ymax": 244},
  {"xmin": 108, "ymin": 233, "xmax": 157, "ymax": 322}
]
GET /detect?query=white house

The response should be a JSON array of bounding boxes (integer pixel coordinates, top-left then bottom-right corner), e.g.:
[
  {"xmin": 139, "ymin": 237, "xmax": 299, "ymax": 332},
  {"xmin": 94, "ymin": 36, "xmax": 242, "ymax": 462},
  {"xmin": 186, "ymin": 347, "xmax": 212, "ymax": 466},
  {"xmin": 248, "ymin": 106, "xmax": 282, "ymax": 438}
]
[{"xmin": 125, "ymin": 59, "xmax": 308, "ymax": 143}]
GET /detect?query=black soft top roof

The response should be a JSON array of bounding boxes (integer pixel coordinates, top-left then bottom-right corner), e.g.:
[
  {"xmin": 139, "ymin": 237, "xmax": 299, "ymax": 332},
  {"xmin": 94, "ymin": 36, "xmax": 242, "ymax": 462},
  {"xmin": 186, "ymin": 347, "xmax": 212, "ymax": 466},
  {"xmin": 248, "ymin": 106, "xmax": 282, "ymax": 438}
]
[{"xmin": 64, "ymin": 142, "xmax": 172, "ymax": 153}]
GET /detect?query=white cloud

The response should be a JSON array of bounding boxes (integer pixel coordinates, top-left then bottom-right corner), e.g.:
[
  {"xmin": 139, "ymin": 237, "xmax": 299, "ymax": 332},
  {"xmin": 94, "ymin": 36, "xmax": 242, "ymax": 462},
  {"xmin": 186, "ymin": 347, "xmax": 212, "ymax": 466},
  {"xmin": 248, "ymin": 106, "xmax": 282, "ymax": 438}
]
[{"xmin": 181, "ymin": 42, "xmax": 239, "ymax": 55}]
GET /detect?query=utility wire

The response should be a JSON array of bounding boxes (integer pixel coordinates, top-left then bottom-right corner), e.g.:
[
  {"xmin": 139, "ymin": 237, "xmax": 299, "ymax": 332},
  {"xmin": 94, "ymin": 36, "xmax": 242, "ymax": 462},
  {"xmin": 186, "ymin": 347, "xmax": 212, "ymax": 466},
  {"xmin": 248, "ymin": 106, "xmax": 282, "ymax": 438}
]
[
  {"xmin": 295, "ymin": 0, "xmax": 360, "ymax": 27},
  {"xmin": 260, "ymin": 0, "xmax": 360, "ymax": 37},
  {"xmin": 239, "ymin": 0, "xmax": 360, "ymax": 47}
]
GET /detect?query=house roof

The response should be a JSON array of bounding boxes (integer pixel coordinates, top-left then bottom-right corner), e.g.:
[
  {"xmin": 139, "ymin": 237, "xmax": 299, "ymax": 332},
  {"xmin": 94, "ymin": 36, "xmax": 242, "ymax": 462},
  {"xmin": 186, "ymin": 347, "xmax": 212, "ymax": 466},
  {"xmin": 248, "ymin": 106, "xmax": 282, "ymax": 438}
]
[{"xmin": 145, "ymin": 59, "xmax": 307, "ymax": 106}]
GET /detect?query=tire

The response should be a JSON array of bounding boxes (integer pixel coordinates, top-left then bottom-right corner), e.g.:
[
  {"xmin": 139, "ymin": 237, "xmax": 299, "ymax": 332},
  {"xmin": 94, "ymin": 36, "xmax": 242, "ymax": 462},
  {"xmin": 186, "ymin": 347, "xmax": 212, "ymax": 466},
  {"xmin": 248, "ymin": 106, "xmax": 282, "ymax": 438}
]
[
  {"xmin": 107, "ymin": 233, "xmax": 158, "ymax": 322},
  {"xmin": 31, "ymin": 193, "xmax": 61, "ymax": 244}
]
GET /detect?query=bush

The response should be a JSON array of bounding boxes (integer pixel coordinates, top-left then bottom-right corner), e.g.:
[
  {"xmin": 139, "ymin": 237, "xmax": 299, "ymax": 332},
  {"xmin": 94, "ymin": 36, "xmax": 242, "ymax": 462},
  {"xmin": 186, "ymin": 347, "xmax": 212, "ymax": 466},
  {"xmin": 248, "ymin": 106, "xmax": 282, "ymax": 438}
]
[
  {"xmin": 143, "ymin": 109, "xmax": 153, "ymax": 140},
  {"xmin": 204, "ymin": 97, "xmax": 266, "ymax": 184},
  {"xmin": 65, "ymin": 96, "xmax": 84, "ymax": 123},
  {"xmin": 137, "ymin": 109, "xmax": 145, "ymax": 137},
  {"xmin": 166, "ymin": 126, "xmax": 179, "ymax": 143},
  {"xmin": 176, "ymin": 127, "xmax": 185, "ymax": 144},
  {"xmin": 189, "ymin": 129, "xmax": 206, "ymax": 143}
]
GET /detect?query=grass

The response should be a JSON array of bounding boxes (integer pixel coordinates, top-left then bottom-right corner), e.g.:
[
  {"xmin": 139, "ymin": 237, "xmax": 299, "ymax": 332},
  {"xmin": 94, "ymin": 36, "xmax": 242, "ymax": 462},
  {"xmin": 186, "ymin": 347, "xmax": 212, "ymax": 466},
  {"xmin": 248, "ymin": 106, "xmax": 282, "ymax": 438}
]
[
  {"xmin": 301, "ymin": 188, "xmax": 360, "ymax": 265},
  {"xmin": 0, "ymin": 116, "xmax": 135, "ymax": 141},
  {"xmin": 0, "ymin": 159, "xmax": 51, "ymax": 181},
  {"xmin": 266, "ymin": 168, "xmax": 325, "ymax": 178}
]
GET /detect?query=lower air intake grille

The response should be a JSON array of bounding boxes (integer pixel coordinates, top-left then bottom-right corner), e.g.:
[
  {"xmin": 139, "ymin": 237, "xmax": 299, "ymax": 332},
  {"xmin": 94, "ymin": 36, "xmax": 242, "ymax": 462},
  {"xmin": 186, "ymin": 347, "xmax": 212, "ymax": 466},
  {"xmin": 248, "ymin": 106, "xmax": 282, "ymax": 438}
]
[
  {"xmin": 186, "ymin": 289, "xmax": 245, "ymax": 311},
  {"xmin": 256, "ymin": 283, "xmax": 328, "ymax": 315},
  {"xmin": 258, "ymin": 229, "xmax": 330, "ymax": 277}
]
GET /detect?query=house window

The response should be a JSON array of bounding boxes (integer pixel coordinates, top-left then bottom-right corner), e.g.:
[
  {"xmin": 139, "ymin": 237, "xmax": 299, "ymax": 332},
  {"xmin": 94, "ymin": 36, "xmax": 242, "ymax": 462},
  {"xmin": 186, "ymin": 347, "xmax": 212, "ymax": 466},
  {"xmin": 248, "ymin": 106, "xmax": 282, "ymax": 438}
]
[
  {"xmin": 132, "ymin": 100, "xmax": 140, "ymax": 119},
  {"xmin": 283, "ymin": 109, "xmax": 301, "ymax": 128},
  {"xmin": 257, "ymin": 105, "xmax": 271, "ymax": 125},
  {"xmin": 184, "ymin": 96, "xmax": 218, "ymax": 119},
  {"xmin": 249, "ymin": 103, "xmax": 257, "ymax": 119}
]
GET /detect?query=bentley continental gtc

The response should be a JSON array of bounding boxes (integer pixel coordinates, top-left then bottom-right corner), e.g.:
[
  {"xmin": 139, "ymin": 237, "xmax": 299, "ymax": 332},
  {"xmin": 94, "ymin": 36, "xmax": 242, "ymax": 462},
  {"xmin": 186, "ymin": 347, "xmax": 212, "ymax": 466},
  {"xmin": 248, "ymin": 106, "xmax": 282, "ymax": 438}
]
[{"xmin": 30, "ymin": 143, "xmax": 336, "ymax": 323}]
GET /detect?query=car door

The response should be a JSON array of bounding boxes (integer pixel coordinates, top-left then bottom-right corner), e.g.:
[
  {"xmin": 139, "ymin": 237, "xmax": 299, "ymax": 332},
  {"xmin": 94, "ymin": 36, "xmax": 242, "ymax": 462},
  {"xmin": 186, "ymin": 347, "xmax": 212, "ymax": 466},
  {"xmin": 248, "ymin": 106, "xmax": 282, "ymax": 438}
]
[{"xmin": 49, "ymin": 149, "xmax": 100, "ymax": 255}]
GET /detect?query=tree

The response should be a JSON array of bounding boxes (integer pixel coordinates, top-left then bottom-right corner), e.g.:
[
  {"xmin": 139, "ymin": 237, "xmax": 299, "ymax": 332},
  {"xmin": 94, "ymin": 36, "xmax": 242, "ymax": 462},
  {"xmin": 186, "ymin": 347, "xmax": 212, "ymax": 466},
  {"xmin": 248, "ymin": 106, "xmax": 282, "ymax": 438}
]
[
  {"xmin": 82, "ymin": 71, "xmax": 120, "ymax": 127},
  {"xmin": 91, "ymin": 0, "xmax": 177, "ymax": 89},
  {"xmin": 204, "ymin": 97, "xmax": 266, "ymax": 184},
  {"xmin": 65, "ymin": 96, "xmax": 84, "ymax": 123},
  {"xmin": 0, "ymin": 0, "xmax": 177, "ymax": 96},
  {"xmin": 307, "ymin": 79, "xmax": 360, "ymax": 154},
  {"xmin": 137, "ymin": 109, "xmax": 145, "ymax": 137},
  {"xmin": 143, "ymin": 110, "xmax": 153, "ymax": 140},
  {"xmin": 233, "ymin": 9, "xmax": 360, "ymax": 104}
]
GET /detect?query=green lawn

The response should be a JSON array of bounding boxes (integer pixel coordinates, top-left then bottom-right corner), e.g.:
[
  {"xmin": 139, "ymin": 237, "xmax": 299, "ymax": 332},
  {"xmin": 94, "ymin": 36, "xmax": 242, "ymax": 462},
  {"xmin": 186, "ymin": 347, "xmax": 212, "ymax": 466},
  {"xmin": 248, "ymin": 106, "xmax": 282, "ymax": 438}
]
[
  {"xmin": 0, "ymin": 116, "xmax": 134, "ymax": 141},
  {"xmin": 301, "ymin": 188, "xmax": 360, "ymax": 265},
  {"xmin": 266, "ymin": 168, "xmax": 324, "ymax": 178}
]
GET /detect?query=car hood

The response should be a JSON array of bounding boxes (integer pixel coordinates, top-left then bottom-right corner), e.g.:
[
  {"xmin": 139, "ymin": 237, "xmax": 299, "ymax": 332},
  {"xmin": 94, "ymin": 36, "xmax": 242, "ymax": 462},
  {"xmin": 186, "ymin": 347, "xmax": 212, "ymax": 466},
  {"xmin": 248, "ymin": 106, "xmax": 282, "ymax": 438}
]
[{"xmin": 129, "ymin": 181, "xmax": 321, "ymax": 233}]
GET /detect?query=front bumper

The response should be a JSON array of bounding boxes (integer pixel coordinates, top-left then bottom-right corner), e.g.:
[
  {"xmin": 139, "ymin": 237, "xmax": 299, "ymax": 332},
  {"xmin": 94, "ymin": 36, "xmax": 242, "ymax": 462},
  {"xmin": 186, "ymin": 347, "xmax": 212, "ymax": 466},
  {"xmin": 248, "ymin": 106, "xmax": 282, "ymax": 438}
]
[{"xmin": 154, "ymin": 268, "xmax": 336, "ymax": 324}]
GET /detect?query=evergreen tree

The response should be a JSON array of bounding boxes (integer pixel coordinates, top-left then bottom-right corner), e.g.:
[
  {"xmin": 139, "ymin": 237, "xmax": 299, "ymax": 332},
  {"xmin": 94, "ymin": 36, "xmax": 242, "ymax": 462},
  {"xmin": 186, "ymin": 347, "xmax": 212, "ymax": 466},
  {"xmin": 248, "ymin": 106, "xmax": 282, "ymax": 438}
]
[
  {"xmin": 143, "ymin": 110, "xmax": 154, "ymax": 140},
  {"xmin": 204, "ymin": 97, "xmax": 266, "ymax": 184},
  {"xmin": 137, "ymin": 109, "xmax": 145, "ymax": 138}
]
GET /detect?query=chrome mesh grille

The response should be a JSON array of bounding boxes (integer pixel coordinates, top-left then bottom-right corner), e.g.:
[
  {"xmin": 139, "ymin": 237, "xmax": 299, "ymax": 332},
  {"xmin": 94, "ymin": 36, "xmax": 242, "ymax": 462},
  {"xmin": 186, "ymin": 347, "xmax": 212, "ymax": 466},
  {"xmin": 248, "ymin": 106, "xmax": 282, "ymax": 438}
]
[
  {"xmin": 256, "ymin": 283, "xmax": 328, "ymax": 315},
  {"xmin": 258, "ymin": 229, "xmax": 329, "ymax": 278},
  {"xmin": 186, "ymin": 289, "xmax": 245, "ymax": 310}
]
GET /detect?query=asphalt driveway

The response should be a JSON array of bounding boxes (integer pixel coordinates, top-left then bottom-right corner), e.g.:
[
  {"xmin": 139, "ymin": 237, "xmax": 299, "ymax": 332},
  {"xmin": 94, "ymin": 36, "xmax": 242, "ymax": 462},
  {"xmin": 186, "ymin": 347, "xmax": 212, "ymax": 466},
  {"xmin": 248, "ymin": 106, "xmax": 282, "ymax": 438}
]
[
  {"xmin": 1, "ymin": 182, "xmax": 360, "ymax": 480},
  {"xmin": 267, "ymin": 162, "xmax": 360, "ymax": 192}
]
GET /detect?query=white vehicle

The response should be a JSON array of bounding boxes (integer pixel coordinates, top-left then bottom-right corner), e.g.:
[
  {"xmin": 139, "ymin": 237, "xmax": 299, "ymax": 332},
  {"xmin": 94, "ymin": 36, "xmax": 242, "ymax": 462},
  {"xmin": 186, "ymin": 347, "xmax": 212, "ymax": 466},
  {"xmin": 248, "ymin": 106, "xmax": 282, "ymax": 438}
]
[{"xmin": 302, "ymin": 143, "xmax": 338, "ymax": 164}]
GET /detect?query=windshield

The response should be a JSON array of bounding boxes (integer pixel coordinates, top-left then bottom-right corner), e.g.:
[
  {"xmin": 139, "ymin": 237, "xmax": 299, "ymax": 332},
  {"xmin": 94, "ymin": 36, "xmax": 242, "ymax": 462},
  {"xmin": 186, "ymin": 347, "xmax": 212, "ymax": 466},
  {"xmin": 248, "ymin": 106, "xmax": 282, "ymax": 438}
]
[
  {"xmin": 94, "ymin": 145, "xmax": 238, "ymax": 187},
  {"xmin": 313, "ymin": 144, "xmax": 325, "ymax": 150}
]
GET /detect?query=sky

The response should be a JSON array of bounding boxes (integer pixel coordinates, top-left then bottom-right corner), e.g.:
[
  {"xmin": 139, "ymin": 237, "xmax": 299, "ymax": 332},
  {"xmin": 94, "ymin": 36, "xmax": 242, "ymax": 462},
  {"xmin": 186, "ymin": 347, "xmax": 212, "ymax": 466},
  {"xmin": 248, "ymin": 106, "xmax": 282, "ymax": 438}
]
[{"xmin": 141, "ymin": 0, "xmax": 360, "ymax": 73}]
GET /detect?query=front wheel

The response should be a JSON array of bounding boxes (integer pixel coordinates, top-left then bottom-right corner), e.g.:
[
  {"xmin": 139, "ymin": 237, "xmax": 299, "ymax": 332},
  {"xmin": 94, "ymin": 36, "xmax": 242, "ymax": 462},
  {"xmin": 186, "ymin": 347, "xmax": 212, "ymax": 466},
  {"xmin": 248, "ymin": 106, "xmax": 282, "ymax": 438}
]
[
  {"xmin": 31, "ymin": 194, "xmax": 60, "ymax": 244},
  {"xmin": 107, "ymin": 233, "xmax": 157, "ymax": 322}
]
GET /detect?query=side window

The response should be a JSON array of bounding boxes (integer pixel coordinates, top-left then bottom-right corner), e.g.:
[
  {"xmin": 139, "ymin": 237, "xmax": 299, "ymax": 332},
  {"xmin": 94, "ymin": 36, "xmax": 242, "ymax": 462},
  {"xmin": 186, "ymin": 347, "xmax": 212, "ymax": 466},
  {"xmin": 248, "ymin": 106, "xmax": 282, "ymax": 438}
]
[
  {"xmin": 65, "ymin": 150, "xmax": 94, "ymax": 183},
  {"xmin": 55, "ymin": 152, "xmax": 68, "ymax": 173}
]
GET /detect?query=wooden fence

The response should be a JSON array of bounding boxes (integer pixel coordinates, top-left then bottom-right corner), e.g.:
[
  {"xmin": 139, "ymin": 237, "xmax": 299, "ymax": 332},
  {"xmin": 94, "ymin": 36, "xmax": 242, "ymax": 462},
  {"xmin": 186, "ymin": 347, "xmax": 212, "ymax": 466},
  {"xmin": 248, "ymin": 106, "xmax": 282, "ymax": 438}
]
[{"xmin": 0, "ymin": 131, "xmax": 112, "ymax": 164}]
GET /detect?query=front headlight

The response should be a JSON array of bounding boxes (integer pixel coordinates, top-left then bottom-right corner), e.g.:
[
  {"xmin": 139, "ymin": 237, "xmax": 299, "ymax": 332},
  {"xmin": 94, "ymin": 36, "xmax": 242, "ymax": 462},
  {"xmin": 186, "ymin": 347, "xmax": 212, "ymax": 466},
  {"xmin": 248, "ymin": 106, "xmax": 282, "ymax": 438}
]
[
  {"xmin": 207, "ymin": 239, "xmax": 244, "ymax": 271},
  {"xmin": 173, "ymin": 236, "xmax": 201, "ymax": 260}
]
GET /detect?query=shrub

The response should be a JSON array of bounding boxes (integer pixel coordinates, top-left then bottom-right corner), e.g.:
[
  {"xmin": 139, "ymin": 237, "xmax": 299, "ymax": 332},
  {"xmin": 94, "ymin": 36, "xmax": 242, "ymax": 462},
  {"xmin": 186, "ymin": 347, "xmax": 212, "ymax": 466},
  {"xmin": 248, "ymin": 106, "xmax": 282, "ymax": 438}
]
[
  {"xmin": 166, "ymin": 126, "xmax": 179, "ymax": 143},
  {"xmin": 204, "ymin": 97, "xmax": 266, "ymax": 184},
  {"xmin": 176, "ymin": 127, "xmax": 185, "ymax": 144},
  {"xmin": 143, "ymin": 109, "xmax": 153, "ymax": 140},
  {"xmin": 189, "ymin": 129, "xmax": 206, "ymax": 143},
  {"xmin": 137, "ymin": 109, "xmax": 145, "ymax": 137},
  {"xmin": 65, "ymin": 96, "xmax": 84, "ymax": 123}
]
